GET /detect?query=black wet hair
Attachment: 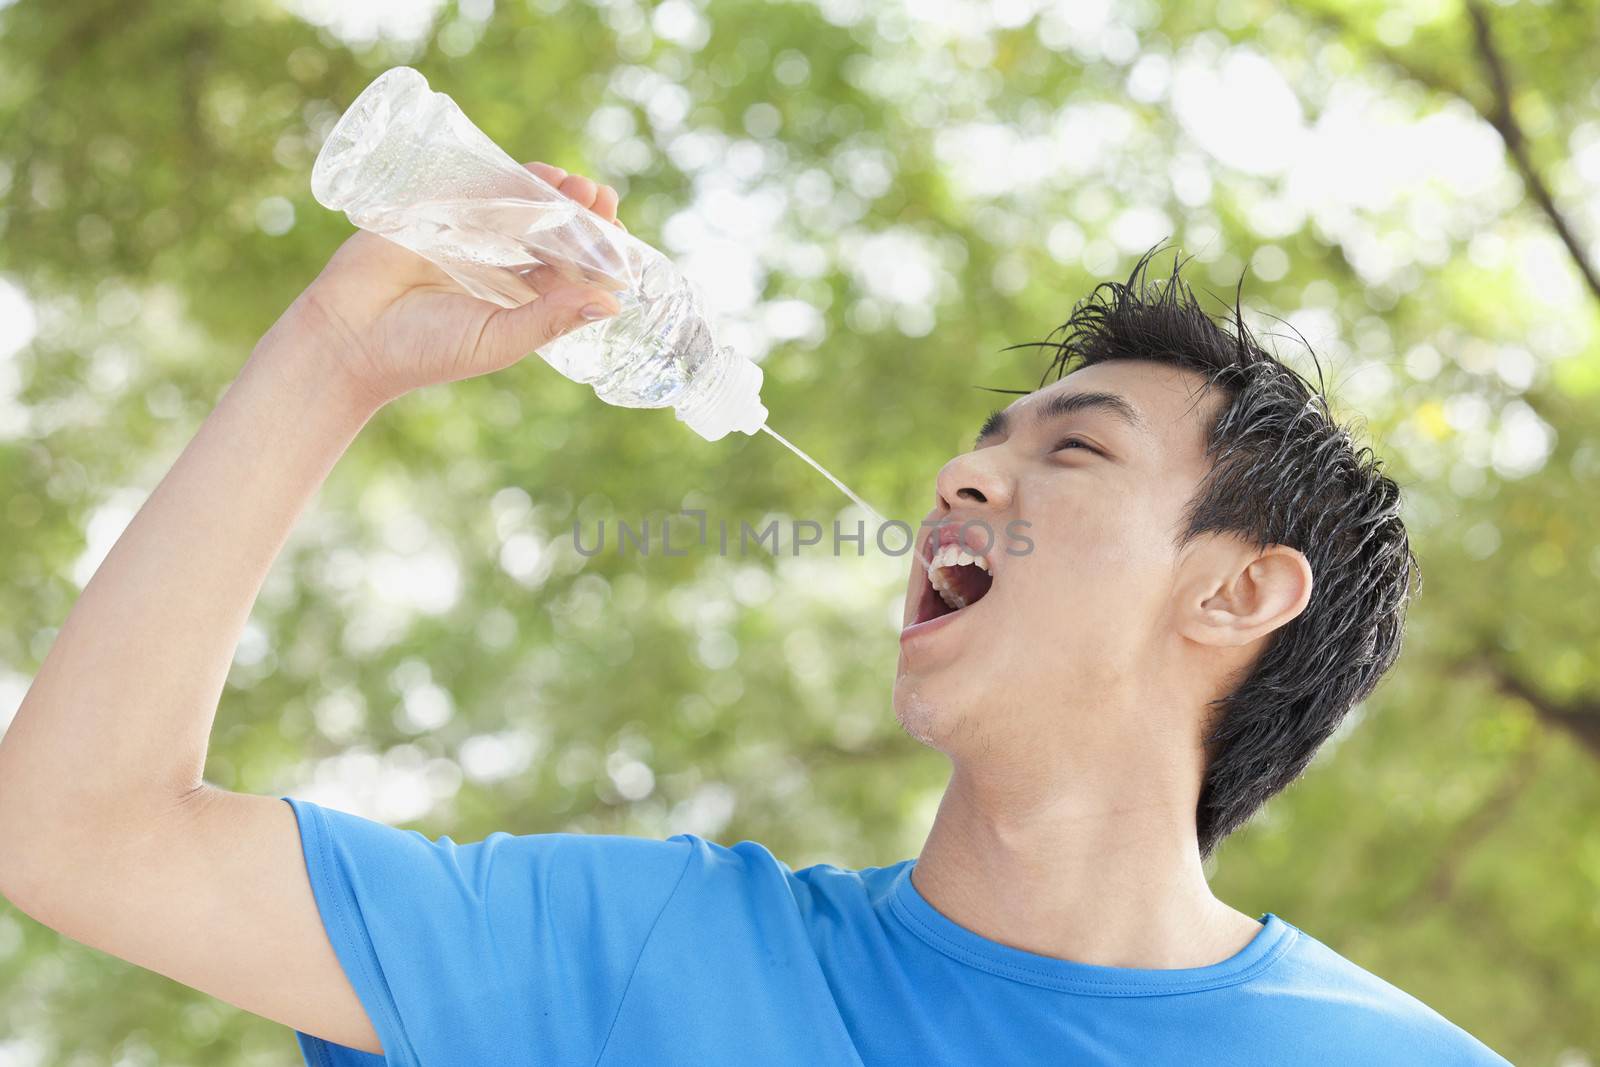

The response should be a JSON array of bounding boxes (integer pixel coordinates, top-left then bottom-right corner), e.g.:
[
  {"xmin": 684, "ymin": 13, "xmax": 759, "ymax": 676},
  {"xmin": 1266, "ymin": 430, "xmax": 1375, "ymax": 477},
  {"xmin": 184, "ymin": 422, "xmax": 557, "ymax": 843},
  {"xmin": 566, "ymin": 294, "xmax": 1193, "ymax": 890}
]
[{"xmin": 1001, "ymin": 243, "xmax": 1419, "ymax": 860}]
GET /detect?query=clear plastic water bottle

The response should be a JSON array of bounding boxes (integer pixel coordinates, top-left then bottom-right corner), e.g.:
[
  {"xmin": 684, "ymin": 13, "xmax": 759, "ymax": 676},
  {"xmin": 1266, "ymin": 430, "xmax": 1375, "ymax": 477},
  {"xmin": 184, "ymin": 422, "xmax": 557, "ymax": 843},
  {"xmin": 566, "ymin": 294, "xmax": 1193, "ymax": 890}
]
[{"xmin": 309, "ymin": 66, "xmax": 768, "ymax": 441}]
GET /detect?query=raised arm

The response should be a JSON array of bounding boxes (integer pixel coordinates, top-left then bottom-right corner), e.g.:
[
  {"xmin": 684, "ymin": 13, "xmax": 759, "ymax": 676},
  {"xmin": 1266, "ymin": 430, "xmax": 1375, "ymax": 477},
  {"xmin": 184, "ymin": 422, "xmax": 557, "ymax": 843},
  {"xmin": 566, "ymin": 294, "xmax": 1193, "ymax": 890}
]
[{"xmin": 0, "ymin": 164, "xmax": 624, "ymax": 1054}]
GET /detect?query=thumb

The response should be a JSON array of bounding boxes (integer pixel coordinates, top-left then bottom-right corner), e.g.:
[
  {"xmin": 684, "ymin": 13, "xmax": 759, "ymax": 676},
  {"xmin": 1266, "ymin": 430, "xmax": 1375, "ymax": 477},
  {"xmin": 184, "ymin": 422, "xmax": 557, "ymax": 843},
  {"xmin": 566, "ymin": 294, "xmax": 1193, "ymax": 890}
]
[{"xmin": 482, "ymin": 286, "xmax": 620, "ymax": 364}]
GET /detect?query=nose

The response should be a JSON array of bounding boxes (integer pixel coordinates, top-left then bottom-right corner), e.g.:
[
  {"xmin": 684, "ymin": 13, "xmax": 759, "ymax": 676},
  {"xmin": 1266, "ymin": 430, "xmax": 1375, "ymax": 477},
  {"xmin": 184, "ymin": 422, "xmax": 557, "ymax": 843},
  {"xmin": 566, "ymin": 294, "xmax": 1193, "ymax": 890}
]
[{"xmin": 935, "ymin": 447, "xmax": 1013, "ymax": 513}]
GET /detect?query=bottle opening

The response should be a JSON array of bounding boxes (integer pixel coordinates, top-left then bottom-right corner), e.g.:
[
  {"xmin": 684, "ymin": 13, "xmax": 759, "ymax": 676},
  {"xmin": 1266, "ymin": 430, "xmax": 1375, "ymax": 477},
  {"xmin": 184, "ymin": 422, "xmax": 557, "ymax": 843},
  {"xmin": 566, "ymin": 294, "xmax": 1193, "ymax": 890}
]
[{"xmin": 677, "ymin": 355, "xmax": 768, "ymax": 441}]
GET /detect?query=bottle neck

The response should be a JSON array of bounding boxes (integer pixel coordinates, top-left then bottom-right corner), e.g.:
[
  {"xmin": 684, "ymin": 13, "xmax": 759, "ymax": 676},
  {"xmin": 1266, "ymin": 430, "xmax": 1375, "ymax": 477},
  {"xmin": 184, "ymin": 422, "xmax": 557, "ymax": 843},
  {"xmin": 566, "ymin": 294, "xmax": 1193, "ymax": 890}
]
[{"xmin": 677, "ymin": 348, "xmax": 767, "ymax": 441}]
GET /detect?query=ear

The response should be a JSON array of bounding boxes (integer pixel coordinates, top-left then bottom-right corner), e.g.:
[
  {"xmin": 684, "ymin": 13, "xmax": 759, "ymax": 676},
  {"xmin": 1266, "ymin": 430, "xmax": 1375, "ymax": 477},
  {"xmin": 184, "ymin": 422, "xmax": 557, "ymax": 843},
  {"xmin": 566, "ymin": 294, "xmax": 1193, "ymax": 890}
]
[{"xmin": 1176, "ymin": 541, "xmax": 1313, "ymax": 648}]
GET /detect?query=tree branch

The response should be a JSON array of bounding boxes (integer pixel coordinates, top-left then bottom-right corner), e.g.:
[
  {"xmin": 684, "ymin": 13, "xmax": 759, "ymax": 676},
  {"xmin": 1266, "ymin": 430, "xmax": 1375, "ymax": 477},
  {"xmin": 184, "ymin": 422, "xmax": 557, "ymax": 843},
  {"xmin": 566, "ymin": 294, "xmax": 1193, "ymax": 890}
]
[
  {"xmin": 1464, "ymin": 0, "xmax": 1600, "ymax": 304},
  {"xmin": 1299, "ymin": 8, "xmax": 1464, "ymax": 101},
  {"xmin": 1303, "ymin": 3, "xmax": 1600, "ymax": 306},
  {"xmin": 1486, "ymin": 663, "xmax": 1600, "ymax": 759}
]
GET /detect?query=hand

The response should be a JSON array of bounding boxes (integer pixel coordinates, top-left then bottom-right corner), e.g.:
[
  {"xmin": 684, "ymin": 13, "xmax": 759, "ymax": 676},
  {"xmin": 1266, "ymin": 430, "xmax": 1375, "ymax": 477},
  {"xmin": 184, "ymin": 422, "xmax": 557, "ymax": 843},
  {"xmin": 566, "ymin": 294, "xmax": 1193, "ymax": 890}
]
[{"xmin": 267, "ymin": 162, "xmax": 628, "ymax": 408}]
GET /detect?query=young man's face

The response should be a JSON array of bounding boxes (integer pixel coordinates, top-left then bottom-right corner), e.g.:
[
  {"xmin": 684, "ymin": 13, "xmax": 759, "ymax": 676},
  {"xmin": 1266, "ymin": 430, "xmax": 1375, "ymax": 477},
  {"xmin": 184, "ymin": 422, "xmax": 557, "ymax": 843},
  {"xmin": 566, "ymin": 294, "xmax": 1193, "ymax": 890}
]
[{"xmin": 894, "ymin": 359, "xmax": 1226, "ymax": 766}]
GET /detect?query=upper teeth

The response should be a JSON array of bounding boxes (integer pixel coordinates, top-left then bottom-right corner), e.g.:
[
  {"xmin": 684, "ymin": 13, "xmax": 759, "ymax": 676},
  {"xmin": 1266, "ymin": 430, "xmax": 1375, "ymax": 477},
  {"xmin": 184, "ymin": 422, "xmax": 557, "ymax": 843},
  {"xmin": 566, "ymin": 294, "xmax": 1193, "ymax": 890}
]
[{"xmin": 928, "ymin": 543, "xmax": 990, "ymax": 610}]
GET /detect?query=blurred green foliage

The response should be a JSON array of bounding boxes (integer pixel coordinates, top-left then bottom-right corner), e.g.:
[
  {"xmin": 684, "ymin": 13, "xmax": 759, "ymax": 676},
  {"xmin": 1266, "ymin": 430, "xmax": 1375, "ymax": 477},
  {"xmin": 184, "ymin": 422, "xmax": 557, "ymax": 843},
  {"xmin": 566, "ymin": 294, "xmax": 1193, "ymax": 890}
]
[{"xmin": 2, "ymin": 0, "xmax": 1598, "ymax": 1063}]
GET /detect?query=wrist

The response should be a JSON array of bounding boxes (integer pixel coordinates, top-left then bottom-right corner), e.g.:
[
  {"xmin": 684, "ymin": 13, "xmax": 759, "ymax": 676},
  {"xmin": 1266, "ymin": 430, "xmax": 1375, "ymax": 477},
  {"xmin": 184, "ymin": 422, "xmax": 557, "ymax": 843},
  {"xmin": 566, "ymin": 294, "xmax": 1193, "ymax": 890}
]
[{"xmin": 249, "ymin": 311, "xmax": 391, "ymax": 422}]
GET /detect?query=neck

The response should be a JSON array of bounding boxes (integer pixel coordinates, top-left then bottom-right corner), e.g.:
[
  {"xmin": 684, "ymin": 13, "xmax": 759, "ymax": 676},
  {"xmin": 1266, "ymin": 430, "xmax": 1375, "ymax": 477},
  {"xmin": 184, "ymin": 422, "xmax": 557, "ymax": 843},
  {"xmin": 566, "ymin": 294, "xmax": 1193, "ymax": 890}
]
[{"xmin": 910, "ymin": 758, "xmax": 1260, "ymax": 969}]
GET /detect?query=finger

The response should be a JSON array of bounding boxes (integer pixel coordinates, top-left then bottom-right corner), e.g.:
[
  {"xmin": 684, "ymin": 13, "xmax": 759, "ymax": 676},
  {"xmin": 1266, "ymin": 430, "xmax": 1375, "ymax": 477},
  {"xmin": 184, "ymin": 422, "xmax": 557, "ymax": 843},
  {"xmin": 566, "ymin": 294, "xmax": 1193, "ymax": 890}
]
[
  {"xmin": 557, "ymin": 173, "xmax": 600, "ymax": 209},
  {"xmin": 481, "ymin": 285, "xmax": 620, "ymax": 364},
  {"xmin": 591, "ymin": 183, "xmax": 620, "ymax": 223},
  {"xmin": 522, "ymin": 162, "xmax": 620, "ymax": 225},
  {"xmin": 525, "ymin": 161, "xmax": 567, "ymax": 187},
  {"xmin": 517, "ymin": 261, "xmax": 566, "ymax": 298}
]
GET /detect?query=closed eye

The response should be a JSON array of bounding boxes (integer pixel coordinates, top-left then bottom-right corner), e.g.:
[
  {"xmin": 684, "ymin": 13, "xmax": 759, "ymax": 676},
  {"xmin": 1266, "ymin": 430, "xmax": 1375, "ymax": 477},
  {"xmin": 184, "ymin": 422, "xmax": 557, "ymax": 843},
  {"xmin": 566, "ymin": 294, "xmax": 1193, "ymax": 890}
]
[{"xmin": 1051, "ymin": 436, "xmax": 1102, "ymax": 456}]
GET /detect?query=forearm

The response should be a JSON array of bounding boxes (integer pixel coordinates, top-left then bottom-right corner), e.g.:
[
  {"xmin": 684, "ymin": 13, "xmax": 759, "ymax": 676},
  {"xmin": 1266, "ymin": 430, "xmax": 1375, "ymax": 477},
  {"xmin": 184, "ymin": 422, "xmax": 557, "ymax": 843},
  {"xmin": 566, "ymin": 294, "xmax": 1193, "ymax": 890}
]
[{"xmin": 0, "ymin": 327, "xmax": 379, "ymax": 836}]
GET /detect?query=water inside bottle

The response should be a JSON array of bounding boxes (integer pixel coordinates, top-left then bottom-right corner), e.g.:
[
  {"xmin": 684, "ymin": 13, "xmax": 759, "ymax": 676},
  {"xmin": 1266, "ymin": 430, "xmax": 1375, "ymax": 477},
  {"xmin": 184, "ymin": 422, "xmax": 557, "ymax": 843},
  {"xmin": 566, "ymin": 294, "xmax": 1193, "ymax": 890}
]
[
  {"xmin": 370, "ymin": 196, "xmax": 629, "ymax": 305},
  {"xmin": 759, "ymin": 424, "xmax": 935, "ymax": 577}
]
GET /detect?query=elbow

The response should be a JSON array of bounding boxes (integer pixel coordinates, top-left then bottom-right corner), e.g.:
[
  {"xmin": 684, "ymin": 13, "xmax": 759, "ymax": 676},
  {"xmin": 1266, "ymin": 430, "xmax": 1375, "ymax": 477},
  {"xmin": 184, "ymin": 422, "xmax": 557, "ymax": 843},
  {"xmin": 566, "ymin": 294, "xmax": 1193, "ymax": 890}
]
[
  {"xmin": 0, "ymin": 775, "xmax": 204, "ymax": 925},
  {"xmin": 0, "ymin": 797, "xmax": 115, "ymax": 936},
  {"xmin": 0, "ymin": 725, "xmax": 38, "ymax": 902},
  {"xmin": 0, "ymin": 728, "xmax": 187, "ymax": 924},
  {"xmin": 0, "ymin": 772, "xmax": 23, "ymax": 906},
  {"xmin": 0, "ymin": 856, "xmax": 43, "ymax": 923},
  {"xmin": 0, "ymin": 766, "xmax": 86, "ymax": 924},
  {"xmin": 0, "ymin": 812, "xmax": 49, "ymax": 921},
  {"xmin": 0, "ymin": 776, "xmax": 49, "ymax": 916},
  {"xmin": 0, "ymin": 728, "xmax": 93, "ymax": 910}
]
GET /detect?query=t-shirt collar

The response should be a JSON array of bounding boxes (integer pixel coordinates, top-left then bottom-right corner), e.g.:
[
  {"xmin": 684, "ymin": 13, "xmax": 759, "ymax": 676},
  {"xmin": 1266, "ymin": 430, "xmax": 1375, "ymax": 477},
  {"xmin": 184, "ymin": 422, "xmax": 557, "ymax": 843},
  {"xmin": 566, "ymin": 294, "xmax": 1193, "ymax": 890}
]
[{"xmin": 887, "ymin": 860, "xmax": 1298, "ymax": 996}]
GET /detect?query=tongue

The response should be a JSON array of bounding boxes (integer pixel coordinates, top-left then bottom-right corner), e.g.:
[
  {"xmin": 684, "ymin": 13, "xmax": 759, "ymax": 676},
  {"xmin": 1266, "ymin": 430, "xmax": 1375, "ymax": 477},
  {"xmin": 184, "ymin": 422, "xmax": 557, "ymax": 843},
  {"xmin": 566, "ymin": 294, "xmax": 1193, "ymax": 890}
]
[{"xmin": 944, "ymin": 563, "xmax": 993, "ymax": 606}]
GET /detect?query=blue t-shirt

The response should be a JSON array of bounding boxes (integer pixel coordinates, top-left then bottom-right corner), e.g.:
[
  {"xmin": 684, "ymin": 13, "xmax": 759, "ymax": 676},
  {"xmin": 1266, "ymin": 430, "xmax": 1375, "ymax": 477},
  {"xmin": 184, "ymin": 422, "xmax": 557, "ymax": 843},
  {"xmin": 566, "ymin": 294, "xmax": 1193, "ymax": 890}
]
[{"xmin": 281, "ymin": 796, "xmax": 1508, "ymax": 1066}]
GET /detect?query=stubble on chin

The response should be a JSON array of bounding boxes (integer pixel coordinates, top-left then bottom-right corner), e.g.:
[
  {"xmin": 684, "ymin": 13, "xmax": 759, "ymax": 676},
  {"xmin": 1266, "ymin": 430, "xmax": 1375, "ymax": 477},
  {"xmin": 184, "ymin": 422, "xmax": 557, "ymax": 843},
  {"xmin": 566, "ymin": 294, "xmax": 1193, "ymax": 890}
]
[{"xmin": 895, "ymin": 690, "xmax": 943, "ymax": 748}]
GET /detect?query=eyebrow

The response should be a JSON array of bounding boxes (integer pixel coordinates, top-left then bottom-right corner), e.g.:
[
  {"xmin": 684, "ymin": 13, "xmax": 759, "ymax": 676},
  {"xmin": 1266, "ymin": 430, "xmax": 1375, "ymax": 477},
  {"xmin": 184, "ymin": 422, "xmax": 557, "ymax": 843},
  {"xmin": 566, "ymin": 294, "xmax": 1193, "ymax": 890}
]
[{"xmin": 974, "ymin": 390, "xmax": 1148, "ymax": 449}]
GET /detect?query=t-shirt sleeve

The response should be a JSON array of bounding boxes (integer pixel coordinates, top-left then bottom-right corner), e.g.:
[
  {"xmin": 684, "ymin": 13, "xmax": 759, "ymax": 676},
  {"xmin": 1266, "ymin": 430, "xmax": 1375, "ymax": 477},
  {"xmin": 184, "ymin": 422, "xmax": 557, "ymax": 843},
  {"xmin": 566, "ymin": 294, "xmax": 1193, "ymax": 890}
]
[{"xmin": 280, "ymin": 796, "xmax": 695, "ymax": 1067}]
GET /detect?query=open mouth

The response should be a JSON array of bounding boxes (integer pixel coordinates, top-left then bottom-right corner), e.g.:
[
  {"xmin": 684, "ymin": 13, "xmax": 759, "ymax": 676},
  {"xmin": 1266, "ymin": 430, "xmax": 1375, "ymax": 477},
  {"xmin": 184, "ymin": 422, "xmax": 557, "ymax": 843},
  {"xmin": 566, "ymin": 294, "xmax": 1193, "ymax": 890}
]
[{"xmin": 911, "ymin": 541, "xmax": 996, "ymax": 626}]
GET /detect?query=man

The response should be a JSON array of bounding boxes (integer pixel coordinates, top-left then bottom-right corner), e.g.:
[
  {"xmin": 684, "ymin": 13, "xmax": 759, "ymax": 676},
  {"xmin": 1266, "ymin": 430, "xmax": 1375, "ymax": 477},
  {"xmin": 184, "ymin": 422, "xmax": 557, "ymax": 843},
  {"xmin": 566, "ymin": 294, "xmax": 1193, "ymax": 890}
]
[{"xmin": 0, "ymin": 164, "xmax": 1508, "ymax": 1065}]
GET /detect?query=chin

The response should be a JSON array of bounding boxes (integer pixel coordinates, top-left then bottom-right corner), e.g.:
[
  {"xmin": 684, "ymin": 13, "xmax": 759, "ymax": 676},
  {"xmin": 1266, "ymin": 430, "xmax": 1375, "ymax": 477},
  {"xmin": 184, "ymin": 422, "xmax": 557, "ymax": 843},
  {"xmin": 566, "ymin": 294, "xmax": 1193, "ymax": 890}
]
[
  {"xmin": 891, "ymin": 679, "xmax": 976, "ymax": 753},
  {"xmin": 892, "ymin": 686, "xmax": 946, "ymax": 749}
]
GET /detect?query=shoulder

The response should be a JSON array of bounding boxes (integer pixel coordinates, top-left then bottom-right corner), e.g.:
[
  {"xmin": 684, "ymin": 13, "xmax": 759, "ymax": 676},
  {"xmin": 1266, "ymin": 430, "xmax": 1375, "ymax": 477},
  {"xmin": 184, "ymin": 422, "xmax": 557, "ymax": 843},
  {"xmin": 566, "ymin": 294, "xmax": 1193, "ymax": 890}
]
[
  {"xmin": 1260, "ymin": 917, "xmax": 1510, "ymax": 1065},
  {"xmin": 664, "ymin": 833, "xmax": 889, "ymax": 889},
  {"xmin": 660, "ymin": 834, "xmax": 904, "ymax": 917}
]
